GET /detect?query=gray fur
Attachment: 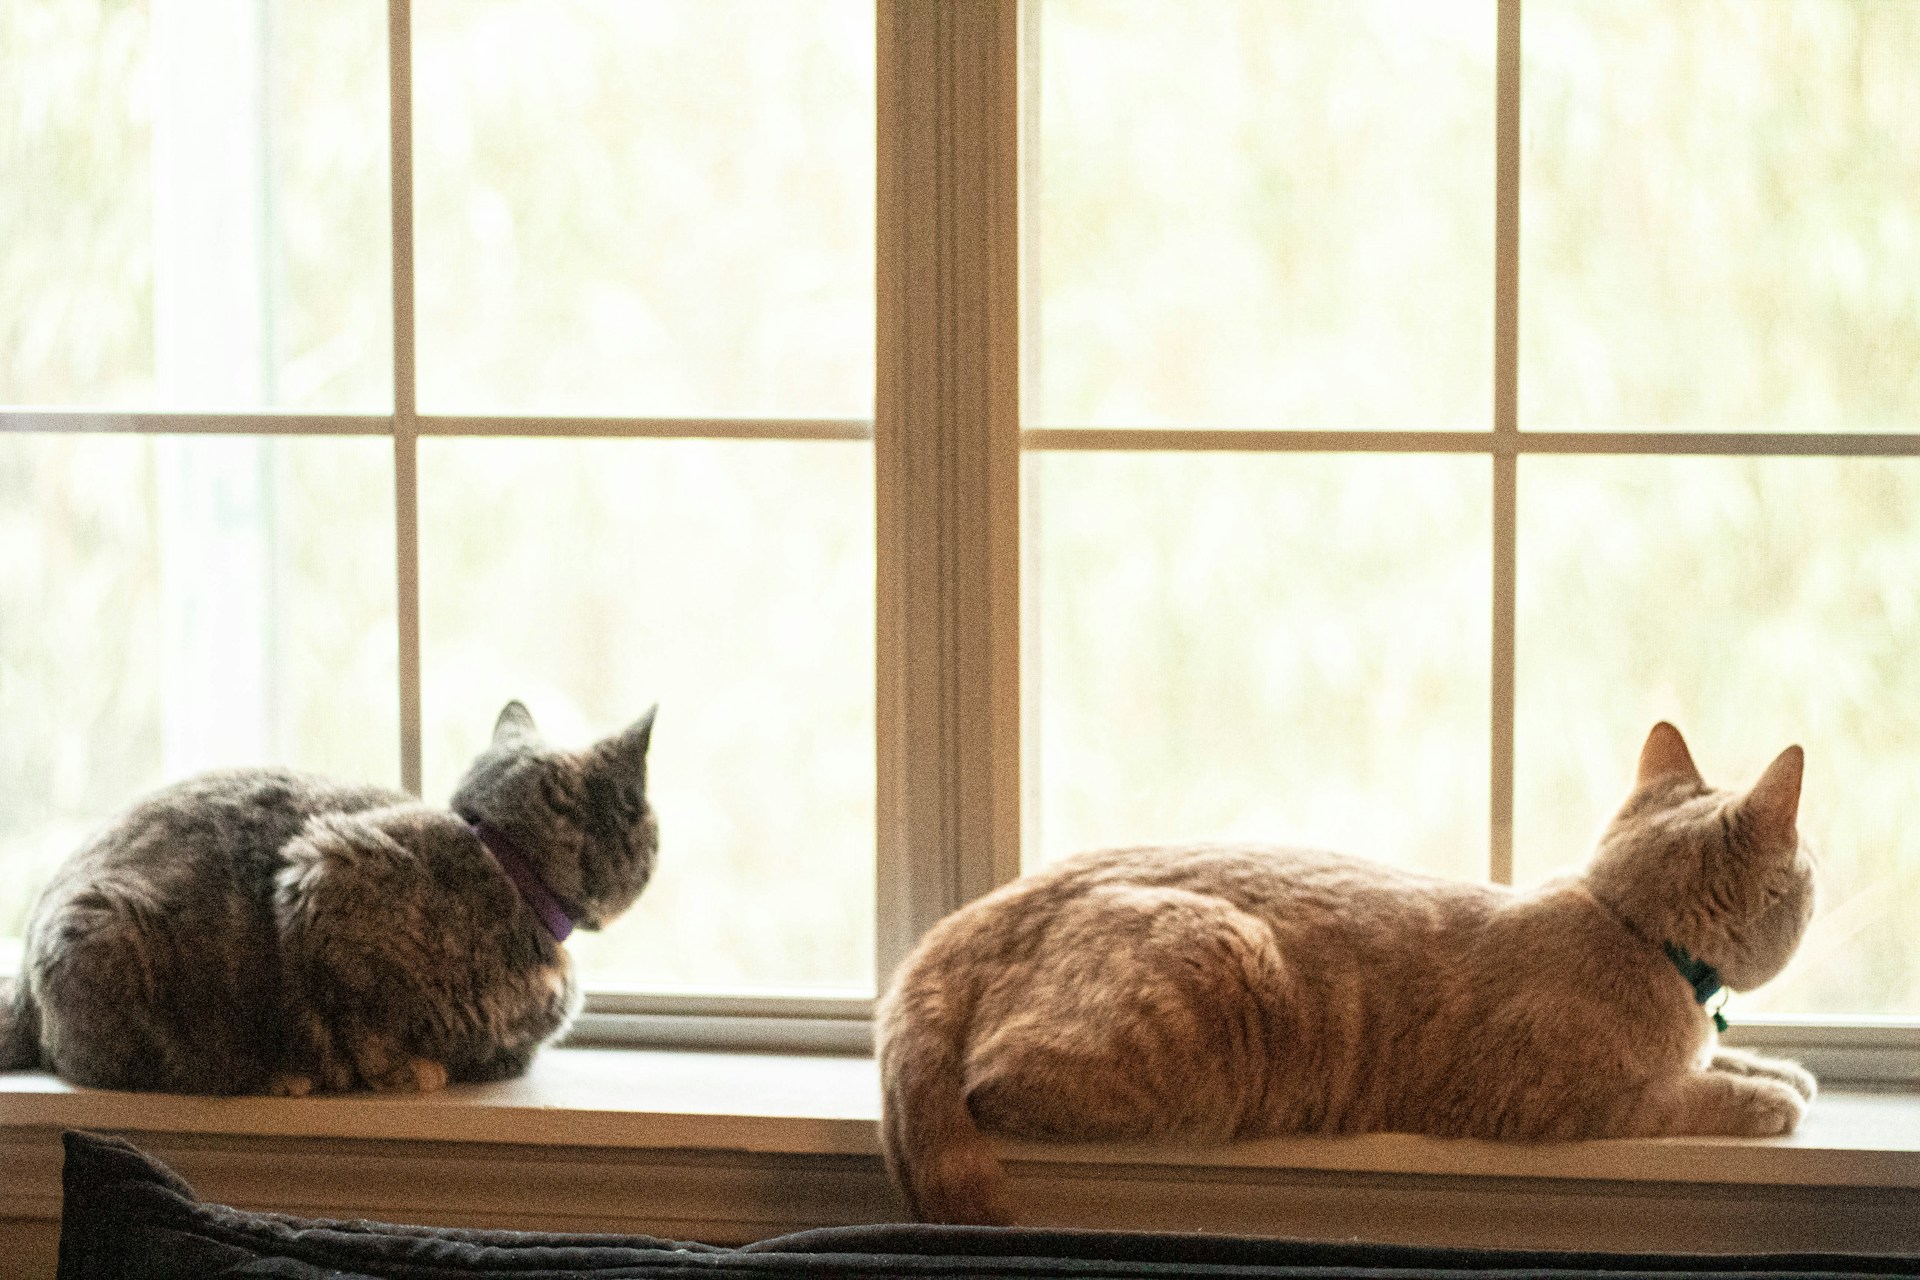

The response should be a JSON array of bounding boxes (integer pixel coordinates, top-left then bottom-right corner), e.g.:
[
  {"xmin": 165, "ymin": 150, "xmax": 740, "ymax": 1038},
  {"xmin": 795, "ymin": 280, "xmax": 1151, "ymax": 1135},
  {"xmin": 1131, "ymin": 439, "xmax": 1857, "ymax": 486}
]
[{"xmin": 0, "ymin": 701, "xmax": 658, "ymax": 1095}]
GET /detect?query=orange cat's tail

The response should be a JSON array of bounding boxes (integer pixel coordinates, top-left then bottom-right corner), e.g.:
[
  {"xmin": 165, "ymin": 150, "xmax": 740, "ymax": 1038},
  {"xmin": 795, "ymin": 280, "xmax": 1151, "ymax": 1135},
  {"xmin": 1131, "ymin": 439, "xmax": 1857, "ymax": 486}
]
[
  {"xmin": 0, "ymin": 976, "xmax": 43, "ymax": 1072},
  {"xmin": 875, "ymin": 968, "xmax": 1014, "ymax": 1225}
]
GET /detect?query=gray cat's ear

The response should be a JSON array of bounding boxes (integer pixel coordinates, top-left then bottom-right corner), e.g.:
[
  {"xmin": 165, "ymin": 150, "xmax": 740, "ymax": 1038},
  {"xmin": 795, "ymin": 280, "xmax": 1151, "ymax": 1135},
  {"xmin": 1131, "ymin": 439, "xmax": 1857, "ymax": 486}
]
[
  {"xmin": 1738, "ymin": 744, "xmax": 1804, "ymax": 845},
  {"xmin": 1635, "ymin": 721, "xmax": 1703, "ymax": 788},
  {"xmin": 493, "ymin": 700, "xmax": 538, "ymax": 744},
  {"xmin": 599, "ymin": 703, "xmax": 657, "ymax": 774}
]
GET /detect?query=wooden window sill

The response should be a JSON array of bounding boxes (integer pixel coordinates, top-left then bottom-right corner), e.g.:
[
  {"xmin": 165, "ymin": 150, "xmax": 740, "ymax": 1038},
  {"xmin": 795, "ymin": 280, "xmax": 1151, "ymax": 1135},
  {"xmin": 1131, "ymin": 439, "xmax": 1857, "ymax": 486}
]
[{"xmin": 4, "ymin": 1046, "xmax": 1920, "ymax": 1269}]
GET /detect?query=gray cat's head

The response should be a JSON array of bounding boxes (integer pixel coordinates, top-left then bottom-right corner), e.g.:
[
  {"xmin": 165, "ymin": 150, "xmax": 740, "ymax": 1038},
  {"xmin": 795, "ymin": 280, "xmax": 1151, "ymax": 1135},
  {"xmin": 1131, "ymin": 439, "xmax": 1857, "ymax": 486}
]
[
  {"xmin": 1584, "ymin": 722, "xmax": 1814, "ymax": 992},
  {"xmin": 449, "ymin": 700, "xmax": 660, "ymax": 932}
]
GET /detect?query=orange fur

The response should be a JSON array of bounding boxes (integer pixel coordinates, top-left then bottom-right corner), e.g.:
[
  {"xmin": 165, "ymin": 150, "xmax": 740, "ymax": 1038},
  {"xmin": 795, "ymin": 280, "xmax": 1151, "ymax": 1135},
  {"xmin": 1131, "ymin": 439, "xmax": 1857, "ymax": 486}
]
[{"xmin": 877, "ymin": 724, "xmax": 1817, "ymax": 1224}]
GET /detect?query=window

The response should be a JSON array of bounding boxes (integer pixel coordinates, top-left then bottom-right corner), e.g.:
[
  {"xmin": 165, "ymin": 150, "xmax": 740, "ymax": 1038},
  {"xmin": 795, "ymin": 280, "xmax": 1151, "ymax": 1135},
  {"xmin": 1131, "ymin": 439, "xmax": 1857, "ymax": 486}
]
[
  {"xmin": 1022, "ymin": 0, "xmax": 1920, "ymax": 1029},
  {"xmin": 5, "ymin": 0, "xmax": 1918, "ymax": 1055},
  {"xmin": 2, "ymin": 0, "xmax": 876, "ymax": 1005}
]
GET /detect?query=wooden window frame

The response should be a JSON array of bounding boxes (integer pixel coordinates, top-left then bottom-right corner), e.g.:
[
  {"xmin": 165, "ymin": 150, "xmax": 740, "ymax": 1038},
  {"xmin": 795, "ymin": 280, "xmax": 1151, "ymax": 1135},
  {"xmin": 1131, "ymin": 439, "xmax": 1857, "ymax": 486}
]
[{"xmin": 3, "ymin": 0, "xmax": 1917, "ymax": 1080}]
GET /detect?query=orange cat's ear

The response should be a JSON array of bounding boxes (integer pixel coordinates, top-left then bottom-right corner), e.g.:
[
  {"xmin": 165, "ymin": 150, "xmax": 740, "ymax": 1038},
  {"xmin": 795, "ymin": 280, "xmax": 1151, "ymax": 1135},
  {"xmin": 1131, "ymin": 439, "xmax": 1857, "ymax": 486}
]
[
  {"xmin": 1635, "ymin": 721, "xmax": 1703, "ymax": 788},
  {"xmin": 1739, "ymin": 744, "xmax": 1804, "ymax": 842}
]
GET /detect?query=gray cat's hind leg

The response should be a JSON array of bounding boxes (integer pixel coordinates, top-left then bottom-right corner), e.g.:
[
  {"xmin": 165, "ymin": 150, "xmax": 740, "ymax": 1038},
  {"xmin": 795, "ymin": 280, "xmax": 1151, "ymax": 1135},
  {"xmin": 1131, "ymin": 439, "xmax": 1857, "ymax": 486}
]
[
  {"xmin": 0, "ymin": 977, "xmax": 42, "ymax": 1071},
  {"xmin": 29, "ymin": 897, "xmax": 279, "ymax": 1094}
]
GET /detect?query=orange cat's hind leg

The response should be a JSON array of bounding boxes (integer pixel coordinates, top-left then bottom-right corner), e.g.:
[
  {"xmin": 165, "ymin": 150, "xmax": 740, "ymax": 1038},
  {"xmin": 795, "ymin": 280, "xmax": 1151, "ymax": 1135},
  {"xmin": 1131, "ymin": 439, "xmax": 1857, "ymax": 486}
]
[{"xmin": 965, "ymin": 884, "xmax": 1290, "ymax": 1145}]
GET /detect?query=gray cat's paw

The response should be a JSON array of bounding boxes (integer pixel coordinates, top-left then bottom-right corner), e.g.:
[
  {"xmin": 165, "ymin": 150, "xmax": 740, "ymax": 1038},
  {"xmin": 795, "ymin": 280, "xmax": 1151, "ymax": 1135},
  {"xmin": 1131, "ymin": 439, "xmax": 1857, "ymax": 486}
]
[
  {"xmin": 409, "ymin": 1058, "xmax": 449, "ymax": 1092},
  {"xmin": 367, "ymin": 1057, "xmax": 449, "ymax": 1093}
]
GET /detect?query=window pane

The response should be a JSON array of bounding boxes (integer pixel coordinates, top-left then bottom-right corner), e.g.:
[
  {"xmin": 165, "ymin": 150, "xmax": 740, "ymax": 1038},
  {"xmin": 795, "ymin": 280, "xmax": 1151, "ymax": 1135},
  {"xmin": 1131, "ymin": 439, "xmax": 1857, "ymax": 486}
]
[
  {"xmin": 1026, "ymin": 454, "xmax": 1490, "ymax": 878},
  {"xmin": 418, "ymin": 439, "xmax": 875, "ymax": 994},
  {"xmin": 1516, "ymin": 457, "xmax": 1920, "ymax": 1015},
  {"xmin": 1521, "ymin": 0, "xmax": 1920, "ymax": 431},
  {"xmin": 414, "ymin": 0, "xmax": 875, "ymax": 417},
  {"xmin": 0, "ymin": 434, "xmax": 400, "ymax": 946},
  {"xmin": 1029, "ymin": 0, "xmax": 1495, "ymax": 430},
  {"xmin": 0, "ymin": 0, "xmax": 392, "ymax": 410}
]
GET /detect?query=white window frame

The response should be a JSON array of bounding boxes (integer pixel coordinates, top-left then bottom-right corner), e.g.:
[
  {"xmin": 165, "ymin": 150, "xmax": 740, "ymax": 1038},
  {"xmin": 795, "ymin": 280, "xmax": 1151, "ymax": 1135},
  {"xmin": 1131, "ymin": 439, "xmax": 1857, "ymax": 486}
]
[{"xmin": 4, "ymin": 0, "xmax": 1917, "ymax": 1082}]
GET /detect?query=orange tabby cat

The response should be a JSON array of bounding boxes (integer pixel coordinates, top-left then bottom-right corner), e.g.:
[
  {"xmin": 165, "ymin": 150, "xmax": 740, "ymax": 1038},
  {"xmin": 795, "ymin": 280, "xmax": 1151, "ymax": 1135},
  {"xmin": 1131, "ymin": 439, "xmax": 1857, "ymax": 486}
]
[{"xmin": 877, "ymin": 723, "xmax": 1818, "ymax": 1225}]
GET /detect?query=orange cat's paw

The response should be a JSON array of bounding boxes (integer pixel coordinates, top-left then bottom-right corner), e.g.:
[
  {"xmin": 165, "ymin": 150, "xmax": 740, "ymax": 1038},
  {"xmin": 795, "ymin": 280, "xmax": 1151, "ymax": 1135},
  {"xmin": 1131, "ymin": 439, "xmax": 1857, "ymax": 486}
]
[
  {"xmin": 1711, "ymin": 1049, "xmax": 1817, "ymax": 1103},
  {"xmin": 1768, "ymin": 1060, "xmax": 1817, "ymax": 1103},
  {"xmin": 1735, "ymin": 1080, "xmax": 1807, "ymax": 1137}
]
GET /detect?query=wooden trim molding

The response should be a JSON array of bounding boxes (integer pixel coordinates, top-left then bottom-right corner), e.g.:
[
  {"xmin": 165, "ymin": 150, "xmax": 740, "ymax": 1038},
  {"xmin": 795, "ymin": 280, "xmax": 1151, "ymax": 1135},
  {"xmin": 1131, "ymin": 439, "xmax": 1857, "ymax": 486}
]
[
  {"xmin": 875, "ymin": 0, "xmax": 1024, "ymax": 981},
  {"xmin": 5, "ymin": 1124, "xmax": 1919, "ymax": 1276},
  {"xmin": 6, "ymin": 1051, "xmax": 1920, "ymax": 1274}
]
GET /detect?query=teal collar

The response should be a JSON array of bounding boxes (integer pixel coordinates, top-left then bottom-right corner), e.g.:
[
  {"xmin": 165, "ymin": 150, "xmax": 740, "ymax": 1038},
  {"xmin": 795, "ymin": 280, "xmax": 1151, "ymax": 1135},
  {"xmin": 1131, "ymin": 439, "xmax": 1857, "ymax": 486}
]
[{"xmin": 1664, "ymin": 941, "xmax": 1728, "ymax": 1032}]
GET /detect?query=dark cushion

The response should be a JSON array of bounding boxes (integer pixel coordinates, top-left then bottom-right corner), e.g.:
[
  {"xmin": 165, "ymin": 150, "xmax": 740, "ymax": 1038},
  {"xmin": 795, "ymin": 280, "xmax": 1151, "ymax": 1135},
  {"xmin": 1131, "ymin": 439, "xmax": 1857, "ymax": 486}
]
[{"xmin": 56, "ymin": 1130, "xmax": 1917, "ymax": 1279}]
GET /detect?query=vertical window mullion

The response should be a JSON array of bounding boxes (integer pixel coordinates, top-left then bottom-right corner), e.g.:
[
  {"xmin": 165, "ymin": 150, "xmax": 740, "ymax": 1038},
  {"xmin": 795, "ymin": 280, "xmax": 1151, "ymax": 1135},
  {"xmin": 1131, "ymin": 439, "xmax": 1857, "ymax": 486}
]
[
  {"xmin": 1490, "ymin": 0, "xmax": 1523, "ymax": 886},
  {"xmin": 388, "ymin": 0, "xmax": 423, "ymax": 797},
  {"xmin": 874, "ymin": 0, "xmax": 1021, "ymax": 984}
]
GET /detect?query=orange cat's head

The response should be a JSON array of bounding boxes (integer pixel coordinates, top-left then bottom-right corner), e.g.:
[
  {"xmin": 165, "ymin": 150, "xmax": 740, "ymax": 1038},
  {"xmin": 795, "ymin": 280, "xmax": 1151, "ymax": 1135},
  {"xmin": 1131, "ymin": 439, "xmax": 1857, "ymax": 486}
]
[{"xmin": 1583, "ymin": 722, "xmax": 1815, "ymax": 993}]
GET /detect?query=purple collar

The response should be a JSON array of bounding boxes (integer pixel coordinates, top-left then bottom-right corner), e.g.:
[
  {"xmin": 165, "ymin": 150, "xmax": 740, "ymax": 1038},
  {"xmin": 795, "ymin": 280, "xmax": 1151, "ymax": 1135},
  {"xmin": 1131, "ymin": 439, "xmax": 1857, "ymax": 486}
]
[{"xmin": 467, "ymin": 820, "xmax": 578, "ymax": 942}]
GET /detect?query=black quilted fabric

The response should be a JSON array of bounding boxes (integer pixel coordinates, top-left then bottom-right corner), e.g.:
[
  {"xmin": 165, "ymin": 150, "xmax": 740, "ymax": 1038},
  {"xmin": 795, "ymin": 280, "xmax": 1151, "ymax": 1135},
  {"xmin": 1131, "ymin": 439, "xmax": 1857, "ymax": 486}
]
[{"xmin": 55, "ymin": 1131, "xmax": 1919, "ymax": 1279}]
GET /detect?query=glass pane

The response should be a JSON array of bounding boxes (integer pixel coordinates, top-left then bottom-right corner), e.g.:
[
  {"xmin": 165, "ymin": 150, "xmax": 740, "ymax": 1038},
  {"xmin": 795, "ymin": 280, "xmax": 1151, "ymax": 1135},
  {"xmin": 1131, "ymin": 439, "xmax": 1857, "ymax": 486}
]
[
  {"xmin": 1026, "ymin": 454, "xmax": 1491, "ymax": 878},
  {"xmin": 1516, "ymin": 457, "xmax": 1920, "ymax": 1015},
  {"xmin": 0, "ymin": 434, "xmax": 400, "ymax": 947},
  {"xmin": 0, "ymin": 0, "xmax": 392, "ymax": 410},
  {"xmin": 1029, "ymin": 0, "xmax": 1495, "ymax": 430},
  {"xmin": 1521, "ymin": 0, "xmax": 1920, "ymax": 431},
  {"xmin": 418, "ymin": 439, "xmax": 875, "ymax": 994},
  {"xmin": 414, "ymin": 0, "xmax": 875, "ymax": 417}
]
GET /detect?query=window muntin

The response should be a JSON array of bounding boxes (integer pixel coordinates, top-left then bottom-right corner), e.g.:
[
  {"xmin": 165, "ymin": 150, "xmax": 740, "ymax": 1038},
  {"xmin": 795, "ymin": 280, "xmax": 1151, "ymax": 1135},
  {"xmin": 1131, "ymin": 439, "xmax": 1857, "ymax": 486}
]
[
  {"xmin": 2, "ymin": 0, "xmax": 876, "ymax": 1003},
  {"xmin": 1508, "ymin": 0, "xmax": 1920, "ymax": 1016},
  {"xmin": 5, "ymin": 0, "xmax": 1917, "ymax": 1040},
  {"xmin": 1020, "ymin": 0, "xmax": 1920, "ymax": 1027}
]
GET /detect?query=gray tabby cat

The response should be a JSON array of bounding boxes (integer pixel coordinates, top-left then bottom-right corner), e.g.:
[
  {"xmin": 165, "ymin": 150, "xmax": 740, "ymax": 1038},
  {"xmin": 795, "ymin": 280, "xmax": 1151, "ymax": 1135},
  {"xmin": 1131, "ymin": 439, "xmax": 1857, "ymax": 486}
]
[{"xmin": 0, "ymin": 700, "xmax": 657, "ymax": 1095}]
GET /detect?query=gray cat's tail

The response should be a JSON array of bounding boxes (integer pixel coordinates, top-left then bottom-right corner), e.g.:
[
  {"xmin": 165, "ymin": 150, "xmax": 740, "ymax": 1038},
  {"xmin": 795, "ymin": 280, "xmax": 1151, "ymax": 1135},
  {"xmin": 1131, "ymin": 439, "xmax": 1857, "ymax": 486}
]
[
  {"xmin": 0, "ymin": 975, "xmax": 43, "ymax": 1072},
  {"xmin": 875, "ymin": 960, "xmax": 1014, "ymax": 1226}
]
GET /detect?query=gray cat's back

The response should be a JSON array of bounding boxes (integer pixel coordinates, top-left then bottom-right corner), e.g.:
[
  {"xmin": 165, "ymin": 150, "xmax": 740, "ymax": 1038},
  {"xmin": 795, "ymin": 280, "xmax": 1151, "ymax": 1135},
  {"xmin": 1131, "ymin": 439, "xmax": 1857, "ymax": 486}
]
[
  {"xmin": 274, "ymin": 802, "xmax": 577, "ymax": 1087},
  {"xmin": 45, "ymin": 766, "xmax": 403, "ymax": 889},
  {"xmin": 23, "ymin": 768, "xmax": 408, "ymax": 1093},
  {"xmin": 8, "ymin": 700, "xmax": 661, "ymax": 1095}
]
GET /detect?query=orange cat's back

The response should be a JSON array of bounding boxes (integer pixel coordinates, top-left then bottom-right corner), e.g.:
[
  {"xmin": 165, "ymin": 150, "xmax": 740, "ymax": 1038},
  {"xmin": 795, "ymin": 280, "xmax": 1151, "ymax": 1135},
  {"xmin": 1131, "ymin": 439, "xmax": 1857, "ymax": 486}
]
[
  {"xmin": 878, "ymin": 725, "xmax": 1817, "ymax": 1225},
  {"xmin": 880, "ymin": 842, "xmax": 1521, "ymax": 1222}
]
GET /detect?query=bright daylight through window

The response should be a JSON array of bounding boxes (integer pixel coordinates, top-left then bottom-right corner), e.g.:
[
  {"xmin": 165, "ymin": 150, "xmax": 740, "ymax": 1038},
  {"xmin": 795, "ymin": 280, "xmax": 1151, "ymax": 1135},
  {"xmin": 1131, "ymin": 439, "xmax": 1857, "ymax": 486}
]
[
  {"xmin": 1, "ymin": 0, "xmax": 876, "ymax": 997},
  {"xmin": 1022, "ymin": 0, "xmax": 1920, "ymax": 1022},
  {"xmin": 3, "ymin": 0, "xmax": 1918, "ymax": 1030}
]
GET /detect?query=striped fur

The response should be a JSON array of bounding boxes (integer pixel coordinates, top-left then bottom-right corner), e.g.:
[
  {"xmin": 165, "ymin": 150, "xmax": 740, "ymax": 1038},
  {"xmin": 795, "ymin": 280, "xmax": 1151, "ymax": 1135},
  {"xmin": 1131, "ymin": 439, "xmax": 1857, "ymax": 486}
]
[
  {"xmin": 878, "ymin": 723, "xmax": 1817, "ymax": 1224},
  {"xmin": 5, "ymin": 700, "xmax": 658, "ymax": 1095}
]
